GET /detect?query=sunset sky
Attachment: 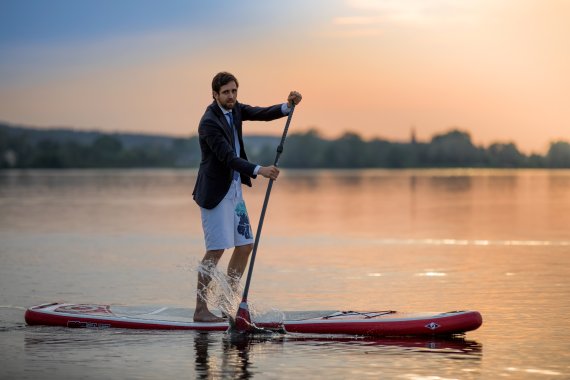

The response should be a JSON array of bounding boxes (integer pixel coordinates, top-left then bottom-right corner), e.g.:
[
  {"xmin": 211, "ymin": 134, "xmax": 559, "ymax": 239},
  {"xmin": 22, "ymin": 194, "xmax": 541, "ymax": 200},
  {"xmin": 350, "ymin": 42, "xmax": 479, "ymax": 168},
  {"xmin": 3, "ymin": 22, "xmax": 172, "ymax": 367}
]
[{"xmin": 1, "ymin": 0, "xmax": 568, "ymax": 153}]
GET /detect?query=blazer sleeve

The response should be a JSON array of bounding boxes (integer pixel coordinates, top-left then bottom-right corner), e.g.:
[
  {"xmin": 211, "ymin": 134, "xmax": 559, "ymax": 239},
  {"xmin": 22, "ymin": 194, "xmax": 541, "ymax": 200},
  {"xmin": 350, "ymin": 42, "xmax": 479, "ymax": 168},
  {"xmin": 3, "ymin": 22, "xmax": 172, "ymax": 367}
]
[
  {"xmin": 240, "ymin": 103, "xmax": 284, "ymax": 122},
  {"xmin": 199, "ymin": 117, "xmax": 257, "ymax": 176}
]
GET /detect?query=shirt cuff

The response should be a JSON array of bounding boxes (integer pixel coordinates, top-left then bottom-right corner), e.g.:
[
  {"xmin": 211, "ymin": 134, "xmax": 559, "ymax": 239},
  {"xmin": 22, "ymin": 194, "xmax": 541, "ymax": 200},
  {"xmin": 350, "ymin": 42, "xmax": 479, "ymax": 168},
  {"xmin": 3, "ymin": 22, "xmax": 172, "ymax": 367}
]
[
  {"xmin": 281, "ymin": 103, "xmax": 291, "ymax": 115},
  {"xmin": 254, "ymin": 165, "xmax": 261, "ymax": 175}
]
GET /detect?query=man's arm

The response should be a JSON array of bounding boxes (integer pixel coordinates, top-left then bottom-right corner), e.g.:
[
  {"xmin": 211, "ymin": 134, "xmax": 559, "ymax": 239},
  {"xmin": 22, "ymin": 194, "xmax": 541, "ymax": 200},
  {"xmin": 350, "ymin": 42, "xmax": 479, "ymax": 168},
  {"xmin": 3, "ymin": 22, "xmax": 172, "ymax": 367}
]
[
  {"xmin": 200, "ymin": 118, "xmax": 257, "ymax": 177},
  {"xmin": 247, "ymin": 91, "xmax": 302, "ymax": 178},
  {"xmin": 240, "ymin": 103, "xmax": 284, "ymax": 122}
]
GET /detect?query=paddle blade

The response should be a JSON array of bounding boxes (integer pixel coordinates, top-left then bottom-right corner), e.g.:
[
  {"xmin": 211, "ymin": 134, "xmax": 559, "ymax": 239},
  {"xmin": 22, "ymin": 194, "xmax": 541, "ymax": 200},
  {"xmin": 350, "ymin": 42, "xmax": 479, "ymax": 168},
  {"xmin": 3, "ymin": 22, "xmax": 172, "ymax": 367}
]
[
  {"xmin": 231, "ymin": 302, "xmax": 287, "ymax": 336},
  {"xmin": 234, "ymin": 302, "xmax": 253, "ymax": 333}
]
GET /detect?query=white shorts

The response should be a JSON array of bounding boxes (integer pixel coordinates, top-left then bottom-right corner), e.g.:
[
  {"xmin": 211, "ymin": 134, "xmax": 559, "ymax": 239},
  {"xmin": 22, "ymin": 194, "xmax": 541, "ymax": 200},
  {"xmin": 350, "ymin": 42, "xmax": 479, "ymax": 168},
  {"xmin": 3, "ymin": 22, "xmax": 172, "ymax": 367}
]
[{"xmin": 200, "ymin": 180, "xmax": 254, "ymax": 251}]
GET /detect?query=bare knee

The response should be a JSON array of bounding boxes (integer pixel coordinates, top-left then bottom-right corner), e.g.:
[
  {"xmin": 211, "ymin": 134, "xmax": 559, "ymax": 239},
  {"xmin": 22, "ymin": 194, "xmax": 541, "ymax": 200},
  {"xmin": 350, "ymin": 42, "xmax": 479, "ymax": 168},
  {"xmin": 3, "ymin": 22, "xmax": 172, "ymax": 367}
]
[
  {"xmin": 227, "ymin": 244, "xmax": 252, "ymax": 279},
  {"xmin": 235, "ymin": 244, "xmax": 253, "ymax": 255},
  {"xmin": 201, "ymin": 249, "xmax": 224, "ymax": 265}
]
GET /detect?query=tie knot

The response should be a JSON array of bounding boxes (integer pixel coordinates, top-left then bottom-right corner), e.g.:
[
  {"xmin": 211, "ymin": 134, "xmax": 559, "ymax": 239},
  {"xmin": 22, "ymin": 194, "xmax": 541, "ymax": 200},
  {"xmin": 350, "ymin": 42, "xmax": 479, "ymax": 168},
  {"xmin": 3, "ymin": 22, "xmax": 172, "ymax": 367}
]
[{"xmin": 227, "ymin": 112, "xmax": 234, "ymax": 126}]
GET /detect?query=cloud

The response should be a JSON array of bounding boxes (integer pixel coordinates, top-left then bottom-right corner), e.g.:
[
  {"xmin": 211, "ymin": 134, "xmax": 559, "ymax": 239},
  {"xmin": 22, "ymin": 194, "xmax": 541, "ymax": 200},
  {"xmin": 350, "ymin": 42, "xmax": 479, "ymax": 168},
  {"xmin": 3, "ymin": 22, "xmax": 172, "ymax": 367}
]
[
  {"xmin": 333, "ymin": 16, "xmax": 378, "ymax": 25},
  {"xmin": 342, "ymin": 0, "xmax": 477, "ymax": 26},
  {"xmin": 330, "ymin": 16, "xmax": 385, "ymax": 36}
]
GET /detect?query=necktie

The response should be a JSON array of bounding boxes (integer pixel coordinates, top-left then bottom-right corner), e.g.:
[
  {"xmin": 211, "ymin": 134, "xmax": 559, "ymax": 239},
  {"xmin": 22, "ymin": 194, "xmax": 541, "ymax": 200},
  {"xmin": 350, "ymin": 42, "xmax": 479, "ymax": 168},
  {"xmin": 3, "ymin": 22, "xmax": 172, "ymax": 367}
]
[
  {"xmin": 227, "ymin": 112, "xmax": 234, "ymax": 133},
  {"xmin": 227, "ymin": 113, "xmax": 240, "ymax": 182}
]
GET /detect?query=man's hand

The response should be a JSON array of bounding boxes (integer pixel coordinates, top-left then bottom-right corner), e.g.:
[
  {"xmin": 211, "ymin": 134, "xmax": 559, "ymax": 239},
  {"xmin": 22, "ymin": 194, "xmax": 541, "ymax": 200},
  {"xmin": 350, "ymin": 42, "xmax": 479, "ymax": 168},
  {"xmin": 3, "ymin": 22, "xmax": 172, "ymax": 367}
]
[
  {"xmin": 287, "ymin": 91, "xmax": 302, "ymax": 107},
  {"xmin": 258, "ymin": 165, "xmax": 280, "ymax": 180}
]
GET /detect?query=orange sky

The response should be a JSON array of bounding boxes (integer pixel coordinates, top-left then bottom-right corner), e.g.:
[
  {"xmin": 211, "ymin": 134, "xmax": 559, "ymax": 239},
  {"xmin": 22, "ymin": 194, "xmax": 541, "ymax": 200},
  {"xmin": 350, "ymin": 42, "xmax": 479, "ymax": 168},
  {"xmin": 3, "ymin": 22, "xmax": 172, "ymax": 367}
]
[{"xmin": 0, "ymin": 0, "xmax": 568, "ymax": 153}]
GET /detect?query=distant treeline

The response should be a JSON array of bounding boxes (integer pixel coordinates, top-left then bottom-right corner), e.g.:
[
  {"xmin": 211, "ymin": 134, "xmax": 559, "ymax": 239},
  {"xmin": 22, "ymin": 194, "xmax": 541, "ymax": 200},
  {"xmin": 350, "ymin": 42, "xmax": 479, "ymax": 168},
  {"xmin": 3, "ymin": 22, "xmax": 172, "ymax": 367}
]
[
  {"xmin": 279, "ymin": 129, "xmax": 570, "ymax": 168},
  {"xmin": 1, "ymin": 123, "xmax": 569, "ymax": 169}
]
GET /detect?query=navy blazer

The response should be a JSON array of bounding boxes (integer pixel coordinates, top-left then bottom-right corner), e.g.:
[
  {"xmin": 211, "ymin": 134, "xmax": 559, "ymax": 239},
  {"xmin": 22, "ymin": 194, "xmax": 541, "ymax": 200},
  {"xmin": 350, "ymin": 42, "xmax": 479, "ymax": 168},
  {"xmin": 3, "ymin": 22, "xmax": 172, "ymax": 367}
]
[{"xmin": 193, "ymin": 100, "xmax": 285, "ymax": 209}]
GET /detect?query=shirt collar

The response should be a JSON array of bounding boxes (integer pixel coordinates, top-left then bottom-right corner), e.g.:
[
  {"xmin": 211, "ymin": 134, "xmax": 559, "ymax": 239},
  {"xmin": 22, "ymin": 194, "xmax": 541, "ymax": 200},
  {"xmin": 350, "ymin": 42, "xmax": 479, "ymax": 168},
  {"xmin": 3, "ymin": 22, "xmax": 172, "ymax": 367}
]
[{"xmin": 216, "ymin": 102, "xmax": 232, "ymax": 115}]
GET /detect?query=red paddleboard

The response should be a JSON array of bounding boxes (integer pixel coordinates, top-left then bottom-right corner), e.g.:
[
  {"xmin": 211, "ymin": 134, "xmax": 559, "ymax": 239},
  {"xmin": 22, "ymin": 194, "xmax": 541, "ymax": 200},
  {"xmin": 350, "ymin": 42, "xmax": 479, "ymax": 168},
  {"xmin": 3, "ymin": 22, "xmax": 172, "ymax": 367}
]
[{"xmin": 25, "ymin": 303, "xmax": 482, "ymax": 336}]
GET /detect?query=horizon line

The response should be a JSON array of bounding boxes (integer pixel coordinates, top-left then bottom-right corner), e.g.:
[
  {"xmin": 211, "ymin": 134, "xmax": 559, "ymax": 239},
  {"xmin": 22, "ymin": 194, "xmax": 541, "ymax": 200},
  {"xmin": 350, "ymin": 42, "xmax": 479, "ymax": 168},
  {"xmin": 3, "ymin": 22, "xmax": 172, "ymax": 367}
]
[{"xmin": 2, "ymin": 119, "xmax": 567, "ymax": 155}]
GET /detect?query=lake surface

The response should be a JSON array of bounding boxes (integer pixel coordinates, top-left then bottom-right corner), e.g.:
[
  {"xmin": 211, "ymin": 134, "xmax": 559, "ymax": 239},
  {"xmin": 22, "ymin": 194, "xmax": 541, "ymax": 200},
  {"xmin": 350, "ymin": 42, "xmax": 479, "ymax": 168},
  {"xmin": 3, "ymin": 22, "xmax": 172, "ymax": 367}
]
[{"xmin": 1, "ymin": 169, "xmax": 569, "ymax": 379}]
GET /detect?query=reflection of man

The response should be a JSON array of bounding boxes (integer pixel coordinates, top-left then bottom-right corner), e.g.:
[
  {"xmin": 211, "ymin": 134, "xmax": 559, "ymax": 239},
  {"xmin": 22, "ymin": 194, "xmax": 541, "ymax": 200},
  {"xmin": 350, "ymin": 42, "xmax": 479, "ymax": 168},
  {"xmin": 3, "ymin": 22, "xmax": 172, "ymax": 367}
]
[
  {"xmin": 193, "ymin": 72, "xmax": 302, "ymax": 322},
  {"xmin": 194, "ymin": 331, "xmax": 254, "ymax": 378}
]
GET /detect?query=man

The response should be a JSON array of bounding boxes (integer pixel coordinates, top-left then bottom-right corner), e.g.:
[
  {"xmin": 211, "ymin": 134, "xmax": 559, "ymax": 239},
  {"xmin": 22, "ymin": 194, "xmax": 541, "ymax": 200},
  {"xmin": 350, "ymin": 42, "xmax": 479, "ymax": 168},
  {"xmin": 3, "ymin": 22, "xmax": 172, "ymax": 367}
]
[{"xmin": 193, "ymin": 72, "xmax": 302, "ymax": 322}]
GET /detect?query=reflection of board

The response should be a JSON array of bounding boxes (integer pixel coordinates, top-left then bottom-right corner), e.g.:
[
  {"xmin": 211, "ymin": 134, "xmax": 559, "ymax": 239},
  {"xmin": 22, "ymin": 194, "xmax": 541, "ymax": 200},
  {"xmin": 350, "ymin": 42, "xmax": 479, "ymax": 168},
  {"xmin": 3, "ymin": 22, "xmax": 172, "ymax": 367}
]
[{"xmin": 25, "ymin": 303, "xmax": 482, "ymax": 336}]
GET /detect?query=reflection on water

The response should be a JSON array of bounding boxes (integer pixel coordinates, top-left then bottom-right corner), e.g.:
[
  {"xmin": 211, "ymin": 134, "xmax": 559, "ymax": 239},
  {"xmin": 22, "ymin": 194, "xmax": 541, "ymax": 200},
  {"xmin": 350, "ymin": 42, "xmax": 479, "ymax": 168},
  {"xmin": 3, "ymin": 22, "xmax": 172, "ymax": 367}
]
[
  {"xmin": 1, "ymin": 169, "xmax": 569, "ymax": 379},
  {"xmin": 19, "ymin": 328, "xmax": 481, "ymax": 380},
  {"xmin": 428, "ymin": 175, "xmax": 472, "ymax": 192},
  {"xmin": 195, "ymin": 332, "xmax": 264, "ymax": 379},
  {"xmin": 197, "ymin": 333, "xmax": 482, "ymax": 379}
]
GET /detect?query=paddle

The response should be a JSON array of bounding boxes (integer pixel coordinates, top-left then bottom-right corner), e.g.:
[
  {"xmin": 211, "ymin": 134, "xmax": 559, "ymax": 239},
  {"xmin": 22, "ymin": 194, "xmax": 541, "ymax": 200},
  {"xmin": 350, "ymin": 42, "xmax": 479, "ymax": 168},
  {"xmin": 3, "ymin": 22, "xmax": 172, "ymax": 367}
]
[{"xmin": 234, "ymin": 103, "xmax": 296, "ymax": 333}]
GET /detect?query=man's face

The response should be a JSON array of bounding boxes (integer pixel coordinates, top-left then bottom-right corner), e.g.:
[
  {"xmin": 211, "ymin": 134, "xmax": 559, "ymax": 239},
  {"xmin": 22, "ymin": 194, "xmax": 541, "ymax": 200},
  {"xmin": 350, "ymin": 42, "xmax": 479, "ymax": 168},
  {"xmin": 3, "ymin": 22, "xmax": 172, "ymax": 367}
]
[{"xmin": 214, "ymin": 81, "xmax": 238, "ymax": 110}]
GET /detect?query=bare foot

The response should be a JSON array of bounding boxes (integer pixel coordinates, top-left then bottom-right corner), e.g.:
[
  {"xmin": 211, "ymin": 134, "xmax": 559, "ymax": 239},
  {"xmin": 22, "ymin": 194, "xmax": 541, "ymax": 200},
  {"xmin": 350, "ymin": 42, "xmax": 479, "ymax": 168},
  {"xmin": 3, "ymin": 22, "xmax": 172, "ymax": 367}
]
[{"xmin": 193, "ymin": 309, "xmax": 226, "ymax": 323}]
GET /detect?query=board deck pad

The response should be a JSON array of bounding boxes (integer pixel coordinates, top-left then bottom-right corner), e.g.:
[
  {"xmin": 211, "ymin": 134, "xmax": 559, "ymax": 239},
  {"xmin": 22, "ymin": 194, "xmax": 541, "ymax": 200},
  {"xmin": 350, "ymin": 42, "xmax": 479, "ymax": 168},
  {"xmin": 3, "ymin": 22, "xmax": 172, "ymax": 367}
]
[{"xmin": 25, "ymin": 303, "xmax": 482, "ymax": 336}]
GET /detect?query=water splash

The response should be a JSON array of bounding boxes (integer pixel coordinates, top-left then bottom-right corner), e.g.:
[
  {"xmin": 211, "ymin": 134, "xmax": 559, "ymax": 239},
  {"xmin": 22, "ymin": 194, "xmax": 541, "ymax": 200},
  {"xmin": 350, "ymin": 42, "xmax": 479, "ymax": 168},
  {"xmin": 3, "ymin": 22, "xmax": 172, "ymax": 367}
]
[
  {"xmin": 193, "ymin": 261, "xmax": 284, "ymax": 324},
  {"xmin": 195, "ymin": 261, "xmax": 242, "ymax": 318}
]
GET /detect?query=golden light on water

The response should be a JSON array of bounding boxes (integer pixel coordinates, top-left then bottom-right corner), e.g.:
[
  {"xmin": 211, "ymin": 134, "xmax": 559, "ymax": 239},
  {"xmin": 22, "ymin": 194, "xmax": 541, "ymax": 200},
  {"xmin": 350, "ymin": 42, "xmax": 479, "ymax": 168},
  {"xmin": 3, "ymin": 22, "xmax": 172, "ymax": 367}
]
[{"xmin": 415, "ymin": 272, "xmax": 447, "ymax": 277}]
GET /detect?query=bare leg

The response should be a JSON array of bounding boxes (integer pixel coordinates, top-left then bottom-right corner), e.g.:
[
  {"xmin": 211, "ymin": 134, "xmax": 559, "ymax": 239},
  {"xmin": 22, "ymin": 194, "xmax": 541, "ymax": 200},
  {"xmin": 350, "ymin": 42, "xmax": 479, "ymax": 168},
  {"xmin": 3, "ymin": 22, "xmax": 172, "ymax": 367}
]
[
  {"xmin": 194, "ymin": 249, "xmax": 225, "ymax": 322},
  {"xmin": 227, "ymin": 243, "xmax": 253, "ymax": 291}
]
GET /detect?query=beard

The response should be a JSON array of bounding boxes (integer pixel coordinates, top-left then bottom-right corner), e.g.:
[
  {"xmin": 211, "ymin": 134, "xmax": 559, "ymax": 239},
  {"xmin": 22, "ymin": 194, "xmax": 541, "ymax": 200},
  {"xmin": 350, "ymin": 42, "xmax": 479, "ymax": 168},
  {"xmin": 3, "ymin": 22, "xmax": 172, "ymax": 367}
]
[{"xmin": 219, "ymin": 98, "xmax": 235, "ymax": 110}]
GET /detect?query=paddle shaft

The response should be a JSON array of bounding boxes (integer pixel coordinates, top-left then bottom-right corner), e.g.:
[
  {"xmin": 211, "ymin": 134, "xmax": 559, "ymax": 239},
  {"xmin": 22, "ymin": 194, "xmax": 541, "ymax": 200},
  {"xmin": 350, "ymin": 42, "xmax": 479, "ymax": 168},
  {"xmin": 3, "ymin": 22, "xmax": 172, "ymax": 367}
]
[{"xmin": 240, "ymin": 104, "xmax": 295, "ymax": 302}]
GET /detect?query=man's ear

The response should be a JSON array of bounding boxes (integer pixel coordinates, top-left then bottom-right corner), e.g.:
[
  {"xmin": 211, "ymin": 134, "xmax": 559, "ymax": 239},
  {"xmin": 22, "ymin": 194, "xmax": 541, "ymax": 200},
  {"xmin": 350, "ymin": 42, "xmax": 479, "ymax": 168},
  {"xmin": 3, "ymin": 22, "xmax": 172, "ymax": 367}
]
[{"xmin": 212, "ymin": 91, "xmax": 219, "ymax": 101}]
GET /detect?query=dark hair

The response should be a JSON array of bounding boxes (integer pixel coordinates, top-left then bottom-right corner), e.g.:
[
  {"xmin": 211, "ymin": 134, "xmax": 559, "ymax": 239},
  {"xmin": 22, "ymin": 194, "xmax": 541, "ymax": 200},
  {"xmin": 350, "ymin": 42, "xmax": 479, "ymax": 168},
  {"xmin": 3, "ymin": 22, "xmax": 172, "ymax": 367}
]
[{"xmin": 212, "ymin": 72, "xmax": 239, "ymax": 97}]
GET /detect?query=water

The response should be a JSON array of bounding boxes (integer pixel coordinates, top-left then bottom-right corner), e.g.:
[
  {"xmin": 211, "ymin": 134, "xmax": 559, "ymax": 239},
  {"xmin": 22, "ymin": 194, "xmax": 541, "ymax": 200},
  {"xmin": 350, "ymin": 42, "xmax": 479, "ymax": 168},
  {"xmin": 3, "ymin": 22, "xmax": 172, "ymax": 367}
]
[{"xmin": 1, "ymin": 169, "xmax": 569, "ymax": 379}]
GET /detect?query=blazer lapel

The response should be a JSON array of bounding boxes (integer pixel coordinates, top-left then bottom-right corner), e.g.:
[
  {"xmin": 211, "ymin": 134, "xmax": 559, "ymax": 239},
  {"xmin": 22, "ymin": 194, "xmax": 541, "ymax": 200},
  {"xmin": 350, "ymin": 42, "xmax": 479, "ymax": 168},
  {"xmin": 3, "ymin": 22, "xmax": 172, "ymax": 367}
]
[
  {"xmin": 210, "ymin": 101, "xmax": 233, "ymax": 140},
  {"xmin": 233, "ymin": 104, "xmax": 243, "ymax": 142}
]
